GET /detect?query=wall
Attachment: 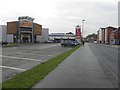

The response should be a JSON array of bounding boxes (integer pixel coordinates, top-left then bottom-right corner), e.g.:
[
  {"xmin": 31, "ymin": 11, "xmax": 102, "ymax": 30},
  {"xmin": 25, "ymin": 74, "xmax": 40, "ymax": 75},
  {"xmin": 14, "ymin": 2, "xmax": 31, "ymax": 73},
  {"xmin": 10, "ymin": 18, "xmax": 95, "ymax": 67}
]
[
  {"xmin": 7, "ymin": 34, "xmax": 13, "ymax": 43},
  {"xmin": 101, "ymin": 29, "xmax": 105, "ymax": 43},
  {"xmin": 36, "ymin": 36, "xmax": 42, "ymax": 43},
  {"xmin": 97, "ymin": 30, "xmax": 99, "ymax": 43},
  {"xmin": 7, "ymin": 22, "xmax": 18, "ymax": 34},
  {"xmin": 98, "ymin": 29, "xmax": 102, "ymax": 43},
  {"xmin": 34, "ymin": 23, "xmax": 42, "ymax": 35},
  {"xmin": 42, "ymin": 28, "xmax": 49, "ymax": 42},
  {"xmin": 0, "ymin": 25, "xmax": 7, "ymax": 42}
]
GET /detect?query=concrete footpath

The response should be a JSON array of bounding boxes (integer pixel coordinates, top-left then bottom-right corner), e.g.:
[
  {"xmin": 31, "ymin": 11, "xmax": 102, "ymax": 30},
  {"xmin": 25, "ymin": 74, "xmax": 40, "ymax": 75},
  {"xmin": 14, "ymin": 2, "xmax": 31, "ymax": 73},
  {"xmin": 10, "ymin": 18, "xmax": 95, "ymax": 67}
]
[{"xmin": 32, "ymin": 43, "xmax": 115, "ymax": 88}]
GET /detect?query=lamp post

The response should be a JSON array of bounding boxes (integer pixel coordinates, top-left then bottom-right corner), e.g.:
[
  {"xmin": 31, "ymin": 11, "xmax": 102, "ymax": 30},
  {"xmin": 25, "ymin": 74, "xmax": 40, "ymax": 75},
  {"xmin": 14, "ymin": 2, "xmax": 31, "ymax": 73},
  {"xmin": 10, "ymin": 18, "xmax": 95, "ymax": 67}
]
[{"xmin": 82, "ymin": 19, "xmax": 85, "ymax": 38}]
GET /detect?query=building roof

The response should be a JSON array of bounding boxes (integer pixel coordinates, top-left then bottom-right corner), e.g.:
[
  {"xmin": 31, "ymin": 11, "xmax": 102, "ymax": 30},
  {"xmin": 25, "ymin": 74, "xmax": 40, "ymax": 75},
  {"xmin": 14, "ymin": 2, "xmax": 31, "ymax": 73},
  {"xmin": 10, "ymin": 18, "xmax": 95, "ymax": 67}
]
[
  {"xmin": 100, "ymin": 28, "xmax": 106, "ymax": 30},
  {"xmin": 18, "ymin": 16, "xmax": 34, "ymax": 21},
  {"xmin": 106, "ymin": 26, "xmax": 117, "ymax": 29}
]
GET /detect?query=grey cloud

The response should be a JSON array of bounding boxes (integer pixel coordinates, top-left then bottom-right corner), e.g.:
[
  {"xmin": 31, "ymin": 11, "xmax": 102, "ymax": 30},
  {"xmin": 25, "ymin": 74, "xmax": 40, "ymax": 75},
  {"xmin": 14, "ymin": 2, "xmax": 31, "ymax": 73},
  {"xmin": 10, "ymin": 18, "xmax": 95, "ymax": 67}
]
[{"xmin": 45, "ymin": 2, "xmax": 117, "ymax": 36}]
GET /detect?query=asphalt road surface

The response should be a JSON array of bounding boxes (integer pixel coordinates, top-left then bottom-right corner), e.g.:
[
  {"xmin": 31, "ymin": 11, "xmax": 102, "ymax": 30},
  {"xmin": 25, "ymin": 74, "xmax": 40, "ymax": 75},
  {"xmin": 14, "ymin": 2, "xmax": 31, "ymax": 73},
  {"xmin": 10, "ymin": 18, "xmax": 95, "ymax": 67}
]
[
  {"xmin": 1, "ymin": 43, "xmax": 72, "ymax": 81},
  {"xmin": 89, "ymin": 43, "xmax": 118, "ymax": 87},
  {"xmin": 33, "ymin": 43, "xmax": 118, "ymax": 88}
]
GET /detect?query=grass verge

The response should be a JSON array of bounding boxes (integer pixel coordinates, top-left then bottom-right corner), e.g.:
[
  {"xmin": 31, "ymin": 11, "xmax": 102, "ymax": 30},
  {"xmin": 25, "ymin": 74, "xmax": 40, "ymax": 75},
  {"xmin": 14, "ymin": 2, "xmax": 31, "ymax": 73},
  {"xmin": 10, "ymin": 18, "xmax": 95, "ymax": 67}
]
[
  {"xmin": 2, "ymin": 45, "xmax": 80, "ymax": 89},
  {"xmin": 2, "ymin": 43, "xmax": 19, "ymax": 47}
]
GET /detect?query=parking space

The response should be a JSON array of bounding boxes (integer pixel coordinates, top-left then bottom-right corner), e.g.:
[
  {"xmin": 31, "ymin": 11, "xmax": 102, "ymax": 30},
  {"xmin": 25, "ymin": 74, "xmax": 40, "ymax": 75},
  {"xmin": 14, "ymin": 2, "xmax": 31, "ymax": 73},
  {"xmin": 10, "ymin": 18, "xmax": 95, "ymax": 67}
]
[{"xmin": 2, "ymin": 43, "xmax": 72, "ymax": 81}]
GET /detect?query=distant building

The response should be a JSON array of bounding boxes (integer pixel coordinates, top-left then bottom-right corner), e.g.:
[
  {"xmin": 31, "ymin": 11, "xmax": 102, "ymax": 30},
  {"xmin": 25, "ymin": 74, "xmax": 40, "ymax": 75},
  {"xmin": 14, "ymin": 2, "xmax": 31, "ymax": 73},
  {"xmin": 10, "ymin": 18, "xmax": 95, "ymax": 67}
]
[
  {"xmin": 97, "ymin": 30, "xmax": 99, "ymax": 43},
  {"xmin": 101, "ymin": 28, "xmax": 105, "ymax": 43},
  {"xmin": 97, "ymin": 26, "xmax": 118, "ymax": 44},
  {"xmin": 97, "ymin": 28, "xmax": 102, "ymax": 43},
  {"xmin": 105, "ymin": 26, "xmax": 117, "ymax": 44},
  {"xmin": 97, "ymin": 28, "xmax": 105, "ymax": 44},
  {"xmin": 85, "ymin": 33, "xmax": 97, "ymax": 43},
  {"xmin": 49, "ymin": 32, "xmax": 75, "ymax": 43},
  {"xmin": 110, "ymin": 27, "xmax": 120, "ymax": 45}
]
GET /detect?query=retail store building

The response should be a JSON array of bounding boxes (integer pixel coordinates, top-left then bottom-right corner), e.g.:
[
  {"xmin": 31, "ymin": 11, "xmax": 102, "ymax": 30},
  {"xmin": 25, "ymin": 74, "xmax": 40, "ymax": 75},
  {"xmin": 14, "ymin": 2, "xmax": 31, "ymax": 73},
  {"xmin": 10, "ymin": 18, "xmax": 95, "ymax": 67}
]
[{"xmin": 7, "ymin": 16, "xmax": 42, "ymax": 43}]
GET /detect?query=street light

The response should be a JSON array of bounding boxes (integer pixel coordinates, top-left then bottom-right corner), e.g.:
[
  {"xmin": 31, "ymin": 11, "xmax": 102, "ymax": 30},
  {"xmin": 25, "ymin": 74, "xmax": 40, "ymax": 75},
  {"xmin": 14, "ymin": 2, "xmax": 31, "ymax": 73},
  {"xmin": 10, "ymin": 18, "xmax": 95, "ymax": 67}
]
[{"xmin": 82, "ymin": 19, "xmax": 85, "ymax": 38}]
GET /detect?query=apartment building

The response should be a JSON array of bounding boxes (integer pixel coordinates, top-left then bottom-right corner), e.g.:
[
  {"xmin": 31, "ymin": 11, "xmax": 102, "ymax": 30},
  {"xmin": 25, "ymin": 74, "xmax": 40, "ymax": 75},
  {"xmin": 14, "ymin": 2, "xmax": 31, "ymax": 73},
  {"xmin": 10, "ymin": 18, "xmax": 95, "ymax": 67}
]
[
  {"xmin": 101, "ymin": 28, "xmax": 105, "ymax": 43},
  {"xmin": 105, "ymin": 26, "xmax": 117, "ymax": 44},
  {"xmin": 110, "ymin": 27, "xmax": 120, "ymax": 44},
  {"xmin": 97, "ymin": 28, "xmax": 102, "ymax": 43},
  {"xmin": 97, "ymin": 26, "xmax": 118, "ymax": 44}
]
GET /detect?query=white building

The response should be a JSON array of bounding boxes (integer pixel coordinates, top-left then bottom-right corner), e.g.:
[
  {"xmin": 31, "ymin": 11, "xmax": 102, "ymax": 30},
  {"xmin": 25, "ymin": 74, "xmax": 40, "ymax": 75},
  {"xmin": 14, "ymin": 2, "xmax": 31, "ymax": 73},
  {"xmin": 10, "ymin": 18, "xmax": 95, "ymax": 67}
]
[
  {"xmin": 49, "ymin": 32, "xmax": 75, "ymax": 43},
  {"xmin": 0, "ymin": 25, "xmax": 14, "ymax": 43},
  {"xmin": 42, "ymin": 28, "xmax": 49, "ymax": 42},
  {"xmin": 0, "ymin": 25, "xmax": 7, "ymax": 42},
  {"xmin": 98, "ymin": 28, "xmax": 102, "ymax": 43},
  {"xmin": 36, "ymin": 28, "xmax": 49, "ymax": 43}
]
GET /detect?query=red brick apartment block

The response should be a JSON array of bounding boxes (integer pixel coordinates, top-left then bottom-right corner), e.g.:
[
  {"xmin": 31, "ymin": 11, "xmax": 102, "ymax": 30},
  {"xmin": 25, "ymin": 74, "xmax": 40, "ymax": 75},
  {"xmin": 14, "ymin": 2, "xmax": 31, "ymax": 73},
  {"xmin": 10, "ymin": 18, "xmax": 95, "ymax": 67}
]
[
  {"xmin": 101, "ymin": 28, "xmax": 105, "ymax": 43},
  {"xmin": 97, "ymin": 30, "xmax": 99, "ymax": 43},
  {"xmin": 105, "ymin": 26, "xmax": 114, "ymax": 44}
]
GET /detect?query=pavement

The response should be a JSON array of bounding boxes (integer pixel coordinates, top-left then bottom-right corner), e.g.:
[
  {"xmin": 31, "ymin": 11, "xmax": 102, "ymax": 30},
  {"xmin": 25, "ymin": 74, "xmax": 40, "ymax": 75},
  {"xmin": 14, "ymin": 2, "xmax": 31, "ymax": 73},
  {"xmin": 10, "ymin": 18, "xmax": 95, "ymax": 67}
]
[{"xmin": 32, "ymin": 43, "xmax": 118, "ymax": 88}]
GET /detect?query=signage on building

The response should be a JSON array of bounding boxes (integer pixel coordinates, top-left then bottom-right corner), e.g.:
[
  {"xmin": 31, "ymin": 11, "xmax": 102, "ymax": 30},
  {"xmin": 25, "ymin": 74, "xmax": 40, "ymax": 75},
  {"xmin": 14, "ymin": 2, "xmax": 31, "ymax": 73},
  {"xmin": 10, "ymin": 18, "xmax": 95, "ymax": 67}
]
[
  {"xmin": 18, "ymin": 16, "xmax": 34, "ymax": 21},
  {"xmin": 75, "ymin": 25, "xmax": 81, "ymax": 39},
  {"xmin": 20, "ymin": 22, "xmax": 32, "ymax": 27}
]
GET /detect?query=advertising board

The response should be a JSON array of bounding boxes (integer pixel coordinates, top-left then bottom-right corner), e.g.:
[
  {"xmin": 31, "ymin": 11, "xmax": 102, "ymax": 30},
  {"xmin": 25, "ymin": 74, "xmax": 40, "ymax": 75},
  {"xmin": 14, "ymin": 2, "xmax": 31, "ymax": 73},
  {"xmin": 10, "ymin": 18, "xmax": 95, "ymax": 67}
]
[
  {"xmin": 20, "ymin": 22, "xmax": 32, "ymax": 27},
  {"xmin": 75, "ymin": 25, "xmax": 81, "ymax": 39}
]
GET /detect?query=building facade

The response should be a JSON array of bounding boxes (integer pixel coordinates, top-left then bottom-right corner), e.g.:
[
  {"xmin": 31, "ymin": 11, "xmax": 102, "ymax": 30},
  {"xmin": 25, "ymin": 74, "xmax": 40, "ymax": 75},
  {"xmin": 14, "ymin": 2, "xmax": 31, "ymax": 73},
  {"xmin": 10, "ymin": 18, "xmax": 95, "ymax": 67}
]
[
  {"xmin": 7, "ymin": 16, "xmax": 42, "ymax": 43},
  {"xmin": 85, "ymin": 33, "xmax": 97, "ymax": 43},
  {"xmin": 97, "ymin": 30, "xmax": 99, "ymax": 43},
  {"xmin": 110, "ymin": 27, "xmax": 120, "ymax": 44},
  {"xmin": 97, "ymin": 26, "xmax": 119, "ymax": 45},
  {"xmin": 49, "ymin": 32, "xmax": 75, "ymax": 43},
  {"xmin": 101, "ymin": 28, "xmax": 105, "ymax": 43},
  {"xmin": 37, "ymin": 28, "xmax": 49, "ymax": 43},
  {"xmin": 105, "ymin": 26, "xmax": 117, "ymax": 44},
  {"xmin": 0, "ymin": 25, "xmax": 7, "ymax": 43},
  {"xmin": 97, "ymin": 28, "xmax": 102, "ymax": 43}
]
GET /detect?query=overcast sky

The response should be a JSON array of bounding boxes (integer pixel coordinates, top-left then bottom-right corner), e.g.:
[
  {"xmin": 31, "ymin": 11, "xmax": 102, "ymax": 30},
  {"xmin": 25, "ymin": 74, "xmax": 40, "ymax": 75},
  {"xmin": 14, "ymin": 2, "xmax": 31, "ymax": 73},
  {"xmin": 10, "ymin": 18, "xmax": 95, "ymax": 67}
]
[{"xmin": 0, "ymin": 0, "xmax": 119, "ymax": 37}]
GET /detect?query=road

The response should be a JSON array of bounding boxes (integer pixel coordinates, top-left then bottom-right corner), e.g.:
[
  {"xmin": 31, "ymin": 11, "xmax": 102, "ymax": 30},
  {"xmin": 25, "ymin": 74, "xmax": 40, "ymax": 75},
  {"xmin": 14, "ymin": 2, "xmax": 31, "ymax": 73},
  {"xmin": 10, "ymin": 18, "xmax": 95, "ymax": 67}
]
[
  {"xmin": 1, "ymin": 43, "xmax": 72, "ymax": 81},
  {"xmin": 89, "ymin": 43, "xmax": 118, "ymax": 87},
  {"xmin": 33, "ymin": 43, "xmax": 118, "ymax": 88}
]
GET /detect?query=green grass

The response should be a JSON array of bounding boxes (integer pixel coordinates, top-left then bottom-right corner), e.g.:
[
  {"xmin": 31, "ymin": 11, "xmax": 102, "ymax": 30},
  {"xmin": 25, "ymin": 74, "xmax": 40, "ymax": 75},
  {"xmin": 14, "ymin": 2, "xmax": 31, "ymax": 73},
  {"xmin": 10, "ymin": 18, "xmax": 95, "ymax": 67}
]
[
  {"xmin": 2, "ymin": 43, "xmax": 20, "ymax": 47},
  {"xmin": 2, "ymin": 45, "xmax": 80, "ymax": 89}
]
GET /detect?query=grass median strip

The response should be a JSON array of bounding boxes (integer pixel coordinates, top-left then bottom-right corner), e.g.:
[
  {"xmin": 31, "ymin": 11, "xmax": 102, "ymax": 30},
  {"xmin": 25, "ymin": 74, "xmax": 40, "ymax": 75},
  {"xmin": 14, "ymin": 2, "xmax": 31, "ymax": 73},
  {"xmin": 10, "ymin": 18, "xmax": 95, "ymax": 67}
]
[
  {"xmin": 2, "ymin": 43, "xmax": 19, "ymax": 47},
  {"xmin": 2, "ymin": 45, "xmax": 80, "ymax": 89}
]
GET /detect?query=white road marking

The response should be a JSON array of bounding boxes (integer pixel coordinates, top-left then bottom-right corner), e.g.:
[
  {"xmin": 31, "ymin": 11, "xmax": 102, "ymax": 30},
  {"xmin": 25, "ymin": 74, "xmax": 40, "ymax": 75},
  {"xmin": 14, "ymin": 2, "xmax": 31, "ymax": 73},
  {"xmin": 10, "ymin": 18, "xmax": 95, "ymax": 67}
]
[
  {"xmin": 17, "ymin": 52, "xmax": 42, "ymax": 56},
  {"xmin": 48, "ymin": 55, "xmax": 53, "ymax": 56},
  {"xmin": 111, "ymin": 45, "xmax": 119, "ymax": 48},
  {"xmin": 17, "ymin": 52, "xmax": 53, "ymax": 56},
  {"xmin": 0, "ymin": 55, "xmax": 42, "ymax": 62},
  {"xmin": 0, "ymin": 65, "xmax": 26, "ymax": 71},
  {"xmin": 40, "ymin": 44, "xmax": 59, "ymax": 49}
]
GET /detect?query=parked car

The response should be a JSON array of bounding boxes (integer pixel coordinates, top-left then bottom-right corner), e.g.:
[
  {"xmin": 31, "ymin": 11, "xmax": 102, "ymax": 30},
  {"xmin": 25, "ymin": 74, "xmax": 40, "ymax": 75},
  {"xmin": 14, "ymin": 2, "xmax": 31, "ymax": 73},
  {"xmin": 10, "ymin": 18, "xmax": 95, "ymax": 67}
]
[
  {"xmin": 0, "ymin": 41, "xmax": 8, "ymax": 45},
  {"xmin": 61, "ymin": 40, "xmax": 78, "ymax": 47},
  {"xmin": 45, "ymin": 40, "xmax": 54, "ymax": 43},
  {"xmin": 93, "ymin": 41, "xmax": 97, "ymax": 44}
]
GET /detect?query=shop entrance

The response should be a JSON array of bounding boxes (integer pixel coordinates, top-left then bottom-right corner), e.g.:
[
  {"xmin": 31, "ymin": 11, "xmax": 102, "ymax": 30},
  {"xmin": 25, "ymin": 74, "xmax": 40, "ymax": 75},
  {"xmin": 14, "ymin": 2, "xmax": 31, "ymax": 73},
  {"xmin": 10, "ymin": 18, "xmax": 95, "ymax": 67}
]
[{"xmin": 21, "ymin": 34, "xmax": 32, "ymax": 43}]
